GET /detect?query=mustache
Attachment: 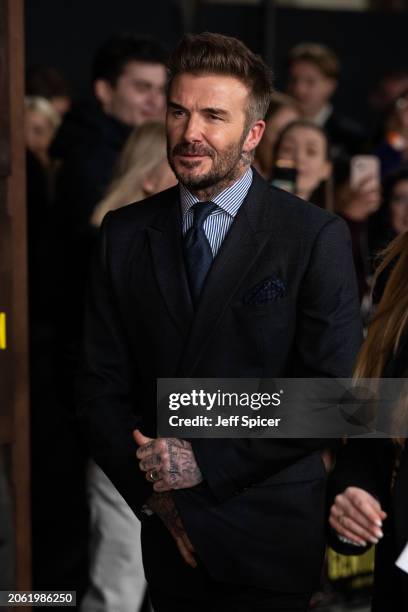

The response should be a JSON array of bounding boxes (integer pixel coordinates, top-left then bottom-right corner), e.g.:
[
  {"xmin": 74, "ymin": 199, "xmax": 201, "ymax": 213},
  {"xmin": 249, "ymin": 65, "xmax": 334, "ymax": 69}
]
[{"xmin": 172, "ymin": 143, "xmax": 215, "ymax": 158}]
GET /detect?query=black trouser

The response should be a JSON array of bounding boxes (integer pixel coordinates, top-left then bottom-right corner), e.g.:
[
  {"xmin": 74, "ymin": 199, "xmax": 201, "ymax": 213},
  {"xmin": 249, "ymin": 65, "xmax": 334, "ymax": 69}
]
[
  {"xmin": 142, "ymin": 516, "xmax": 311, "ymax": 612},
  {"xmin": 149, "ymin": 584, "xmax": 311, "ymax": 612}
]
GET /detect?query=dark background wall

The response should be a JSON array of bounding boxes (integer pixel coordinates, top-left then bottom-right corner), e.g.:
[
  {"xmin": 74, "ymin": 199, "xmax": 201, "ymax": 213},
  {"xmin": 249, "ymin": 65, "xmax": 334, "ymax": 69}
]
[{"xmin": 25, "ymin": 1, "xmax": 408, "ymax": 127}]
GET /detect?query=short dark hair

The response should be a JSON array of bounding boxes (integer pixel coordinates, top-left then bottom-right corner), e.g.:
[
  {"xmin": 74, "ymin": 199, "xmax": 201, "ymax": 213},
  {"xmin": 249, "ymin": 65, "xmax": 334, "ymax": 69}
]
[
  {"xmin": 26, "ymin": 65, "xmax": 71, "ymax": 99},
  {"xmin": 275, "ymin": 119, "xmax": 331, "ymax": 161},
  {"xmin": 167, "ymin": 32, "xmax": 274, "ymax": 124},
  {"xmin": 92, "ymin": 34, "xmax": 168, "ymax": 86},
  {"xmin": 265, "ymin": 91, "xmax": 299, "ymax": 121},
  {"xmin": 287, "ymin": 43, "xmax": 340, "ymax": 80}
]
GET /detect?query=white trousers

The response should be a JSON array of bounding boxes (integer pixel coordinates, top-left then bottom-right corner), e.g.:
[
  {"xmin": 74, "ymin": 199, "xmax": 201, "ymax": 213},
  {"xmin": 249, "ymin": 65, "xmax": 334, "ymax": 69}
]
[{"xmin": 81, "ymin": 461, "xmax": 147, "ymax": 612}]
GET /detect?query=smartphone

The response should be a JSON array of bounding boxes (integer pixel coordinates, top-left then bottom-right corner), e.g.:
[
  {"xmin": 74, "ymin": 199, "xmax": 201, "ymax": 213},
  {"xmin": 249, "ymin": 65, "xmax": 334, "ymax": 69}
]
[
  {"xmin": 350, "ymin": 155, "xmax": 380, "ymax": 189},
  {"xmin": 270, "ymin": 160, "xmax": 297, "ymax": 194}
]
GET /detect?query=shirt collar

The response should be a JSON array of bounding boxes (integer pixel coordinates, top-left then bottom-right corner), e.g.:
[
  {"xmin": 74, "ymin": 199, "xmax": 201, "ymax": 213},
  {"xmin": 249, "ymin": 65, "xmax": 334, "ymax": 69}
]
[
  {"xmin": 180, "ymin": 167, "xmax": 253, "ymax": 220},
  {"xmin": 312, "ymin": 103, "xmax": 333, "ymax": 127}
]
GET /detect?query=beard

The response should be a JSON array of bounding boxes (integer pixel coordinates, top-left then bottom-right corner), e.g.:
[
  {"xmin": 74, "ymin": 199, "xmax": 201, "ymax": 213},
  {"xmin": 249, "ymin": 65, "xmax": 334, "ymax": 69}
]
[{"xmin": 167, "ymin": 132, "xmax": 248, "ymax": 192}]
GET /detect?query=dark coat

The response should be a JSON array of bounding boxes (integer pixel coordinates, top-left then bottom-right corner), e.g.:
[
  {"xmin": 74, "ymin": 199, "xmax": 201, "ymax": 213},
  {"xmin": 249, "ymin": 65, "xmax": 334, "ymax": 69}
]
[
  {"xmin": 324, "ymin": 109, "xmax": 365, "ymax": 162},
  {"xmin": 329, "ymin": 333, "xmax": 408, "ymax": 611},
  {"xmin": 50, "ymin": 101, "xmax": 132, "ymax": 366},
  {"xmin": 51, "ymin": 100, "xmax": 132, "ymax": 231},
  {"xmin": 76, "ymin": 170, "xmax": 362, "ymax": 593}
]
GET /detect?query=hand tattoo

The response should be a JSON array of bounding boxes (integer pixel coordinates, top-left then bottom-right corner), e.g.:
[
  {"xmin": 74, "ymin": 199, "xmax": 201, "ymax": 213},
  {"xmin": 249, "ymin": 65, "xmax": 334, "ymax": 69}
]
[
  {"xmin": 146, "ymin": 492, "xmax": 184, "ymax": 535},
  {"xmin": 137, "ymin": 437, "xmax": 203, "ymax": 491},
  {"xmin": 146, "ymin": 492, "xmax": 197, "ymax": 567}
]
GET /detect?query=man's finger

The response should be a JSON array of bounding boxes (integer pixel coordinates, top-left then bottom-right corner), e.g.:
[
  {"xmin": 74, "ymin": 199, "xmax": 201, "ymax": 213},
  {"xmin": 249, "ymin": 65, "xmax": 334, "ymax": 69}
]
[
  {"xmin": 153, "ymin": 479, "xmax": 171, "ymax": 492},
  {"xmin": 144, "ymin": 469, "xmax": 163, "ymax": 484},
  {"xmin": 175, "ymin": 536, "xmax": 197, "ymax": 568},
  {"xmin": 133, "ymin": 429, "xmax": 154, "ymax": 447},
  {"xmin": 134, "ymin": 430, "xmax": 157, "ymax": 459},
  {"xmin": 181, "ymin": 532, "xmax": 196, "ymax": 553},
  {"xmin": 139, "ymin": 454, "xmax": 162, "ymax": 472}
]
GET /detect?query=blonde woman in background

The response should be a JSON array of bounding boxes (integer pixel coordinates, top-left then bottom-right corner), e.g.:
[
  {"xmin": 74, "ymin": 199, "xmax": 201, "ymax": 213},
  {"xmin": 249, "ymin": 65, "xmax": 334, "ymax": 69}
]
[
  {"xmin": 25, "ymin": 96, "xmax": 62, "ymax": 202},
  {"xmin": 82, "ymin": 121, "xmax": 176, "ymax": 612},
  {"xmin": 25, "ymin": 95, "xmax": 61, "ymax": 167},
  {"xmin": 91, "ymin": 121, "xmax": 176, "ymax": 227}
]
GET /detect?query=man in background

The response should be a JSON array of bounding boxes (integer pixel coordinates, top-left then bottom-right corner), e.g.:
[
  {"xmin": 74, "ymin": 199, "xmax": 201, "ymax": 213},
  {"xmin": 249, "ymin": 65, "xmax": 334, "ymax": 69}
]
[
  {"xmin": 52, "ymin": 34, "xmax": 167, "ymax": 232},
  {"xmin": 286, "ymin": 42, "xmax": 364, "ymax": 162}
]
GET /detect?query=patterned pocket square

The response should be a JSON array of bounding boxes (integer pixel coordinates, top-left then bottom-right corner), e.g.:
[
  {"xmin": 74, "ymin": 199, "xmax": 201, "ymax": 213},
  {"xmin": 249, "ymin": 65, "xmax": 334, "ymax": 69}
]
[{"xmin": 243, "ymin": 275, "xmax": 286, "ymax": 305}]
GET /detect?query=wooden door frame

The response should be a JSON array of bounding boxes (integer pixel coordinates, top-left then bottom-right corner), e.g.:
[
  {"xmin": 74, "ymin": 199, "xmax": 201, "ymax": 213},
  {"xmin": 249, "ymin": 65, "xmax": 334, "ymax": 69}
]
[{"xmin": 0, "ymin": 0, "xmax": 31, "ymax": 592}]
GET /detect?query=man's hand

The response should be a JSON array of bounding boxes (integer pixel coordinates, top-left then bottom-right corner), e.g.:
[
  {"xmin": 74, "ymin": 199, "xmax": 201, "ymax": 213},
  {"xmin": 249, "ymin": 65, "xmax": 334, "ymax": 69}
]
[
  {"xmin": 146, "ymin": 491, "xmax": 197, "ymax": 568},
  {"xmin": 133, "ymin": 430, "xmax": 203, "ymax": 491}
]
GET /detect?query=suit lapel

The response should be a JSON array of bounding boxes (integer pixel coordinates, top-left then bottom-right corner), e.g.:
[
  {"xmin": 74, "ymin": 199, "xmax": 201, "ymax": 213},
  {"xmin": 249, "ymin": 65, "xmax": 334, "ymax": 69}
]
[
  {"xmin": 178, "ymin": 171, "xmax": 273, "ymax": 376},
  {"xmin": 147, "ymin": 188, "xmax": 194, "ymax": 336}
]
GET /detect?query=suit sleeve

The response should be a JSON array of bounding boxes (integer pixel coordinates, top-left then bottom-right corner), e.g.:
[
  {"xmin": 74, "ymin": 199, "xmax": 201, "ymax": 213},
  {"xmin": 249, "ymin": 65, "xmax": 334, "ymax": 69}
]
[
  {"xmin": 75, "ymin": 215, "xmax": 152, "ymax": 517},
  {"xmin": 183, "ymin": 217, "xmax": 363, "ymax": 503}
]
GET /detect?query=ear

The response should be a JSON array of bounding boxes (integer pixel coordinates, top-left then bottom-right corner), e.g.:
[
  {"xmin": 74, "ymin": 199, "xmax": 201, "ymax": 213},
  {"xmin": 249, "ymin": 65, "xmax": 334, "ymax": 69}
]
[
  {"xmin": 94, "ymin": 79, "xmax": 114, "ymax": 109},
  {"xmin": 322, "ymin": 159, "xmax": 332, "ymax": 181},
  {"xmin": 325, "ymin": 78, "xmax": 337, "ymax": 99},
  {"xmin": 242, "ymin": 120, "xmax": 266, "ymax": 154},
  {"xmin": 142, "ymin": 176, "xmax": 156, "ymax": 196}
]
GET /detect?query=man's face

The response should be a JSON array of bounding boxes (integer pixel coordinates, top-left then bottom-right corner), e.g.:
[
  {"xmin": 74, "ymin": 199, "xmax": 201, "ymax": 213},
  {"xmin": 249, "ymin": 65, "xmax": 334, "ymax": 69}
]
[
  {"xmin": 287, "ymin": 60, "xmax": 336, "ymax": 118},
  {"xmin": 166, "ymin": 73, "xmax": 264, "ymax": 192},
  {"xmin": 96, "ymin": 60, "xmax": 167, "ymax": 126}
]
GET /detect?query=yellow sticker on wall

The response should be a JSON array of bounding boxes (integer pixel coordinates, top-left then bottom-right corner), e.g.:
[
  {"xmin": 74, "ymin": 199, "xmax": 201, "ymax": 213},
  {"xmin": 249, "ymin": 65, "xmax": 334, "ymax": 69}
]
[{"xmin": 0, "ymin": 313, "xmax": 6, "ymax": 349}]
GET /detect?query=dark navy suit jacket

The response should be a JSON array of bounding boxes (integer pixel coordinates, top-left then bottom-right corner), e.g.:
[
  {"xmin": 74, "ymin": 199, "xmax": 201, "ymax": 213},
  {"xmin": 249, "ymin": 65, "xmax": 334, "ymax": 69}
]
[{"xmin": 76, "ymin": 169, "xmax": 362, "ymax": 592}]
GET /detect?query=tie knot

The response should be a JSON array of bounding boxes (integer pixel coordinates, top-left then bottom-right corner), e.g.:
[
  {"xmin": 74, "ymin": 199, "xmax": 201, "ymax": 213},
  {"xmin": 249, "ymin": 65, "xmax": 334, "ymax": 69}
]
[{"xmin": 192, "ymin": 201, "xmax": 217, "ymax": 228}]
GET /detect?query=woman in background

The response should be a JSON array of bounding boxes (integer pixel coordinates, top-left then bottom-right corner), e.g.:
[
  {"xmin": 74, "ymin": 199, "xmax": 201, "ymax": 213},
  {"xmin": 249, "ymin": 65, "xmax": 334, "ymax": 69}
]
[
  {"xmin": 329, "ymin": 231, "xmax": 408, "ymax": 611},
  {"xmin": 273, "ymin": 119, "xmax": 333, "ymax": 208},
  {"xmin": 25, "ymin": 96, "xmax": 61, "ymax": 182},
  {"xmin": 81, "ymin": 121, "xmax": 176, "ymax": 612},
  {"xmin": 254, "ymin": 92, "xmax": 300, "ymax": 179},
  {"xmin": 369, "ymin": 166, "xmax": 408, "ymax": 257},
  {"xmin": 374, "ymin": 89, "xmax": 408, "ymax": 177},
  {"xmin": 91, "ymin": 121, "xmax": 176, "ymax": 227}
]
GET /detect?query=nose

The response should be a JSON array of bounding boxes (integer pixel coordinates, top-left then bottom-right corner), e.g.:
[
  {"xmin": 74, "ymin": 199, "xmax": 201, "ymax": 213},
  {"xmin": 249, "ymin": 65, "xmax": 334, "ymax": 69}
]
[
  {"xmin": 183, "ymin": 114, "xmax": 203, "ymax": 142},
  {"xmin": 291, "ymin": 80, "xmax": 307, "ymax": 102}
]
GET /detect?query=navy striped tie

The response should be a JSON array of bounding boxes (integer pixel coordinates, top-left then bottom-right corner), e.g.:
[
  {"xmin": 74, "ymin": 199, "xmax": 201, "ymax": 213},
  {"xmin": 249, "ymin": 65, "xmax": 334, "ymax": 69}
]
[{"xmin": 184, "ymin": 201, "xmax": 217, "ymax": 304}]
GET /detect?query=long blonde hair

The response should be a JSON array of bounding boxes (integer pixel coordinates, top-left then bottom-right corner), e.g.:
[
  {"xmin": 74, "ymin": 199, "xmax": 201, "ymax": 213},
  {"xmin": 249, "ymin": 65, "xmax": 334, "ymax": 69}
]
[{"xmin": 91, "ymin": 121, "xmax": 167, "ymax": 227}]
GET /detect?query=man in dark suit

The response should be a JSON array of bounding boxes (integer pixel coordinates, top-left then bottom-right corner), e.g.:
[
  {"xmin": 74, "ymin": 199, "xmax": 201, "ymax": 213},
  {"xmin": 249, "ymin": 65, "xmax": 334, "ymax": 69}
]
[{"xmin": 77, "ymin": 32, "xmax": 362, "ymax": 611}]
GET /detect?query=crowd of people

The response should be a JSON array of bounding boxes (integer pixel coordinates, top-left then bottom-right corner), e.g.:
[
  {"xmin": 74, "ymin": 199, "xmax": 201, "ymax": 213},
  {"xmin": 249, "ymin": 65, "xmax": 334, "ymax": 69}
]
[{"xmin": 23, "ymin": 29, "xmax": 408, "ymax": 612}]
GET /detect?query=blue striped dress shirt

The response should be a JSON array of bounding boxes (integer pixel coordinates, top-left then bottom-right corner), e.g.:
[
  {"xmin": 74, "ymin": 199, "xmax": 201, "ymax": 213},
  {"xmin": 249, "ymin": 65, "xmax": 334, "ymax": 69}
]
[{"xmin": 180, "ymin": 168, "xmax": 253, "ymax": 257}]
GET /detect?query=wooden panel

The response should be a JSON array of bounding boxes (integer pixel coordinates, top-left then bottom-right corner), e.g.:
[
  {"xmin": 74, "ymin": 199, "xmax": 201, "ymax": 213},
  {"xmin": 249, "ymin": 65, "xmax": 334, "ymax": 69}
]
[
  {"xmin": 0, "ymin": 182, "xmax": 13, "ymax": 428},
  {"xmin": 0, "ymin": 0, "xmax": 10, "ymax": 178},
  {"xmin": 0, "ymin": 416, "xmax": 12, "ymax": 445},
  {"xmin": 4, "ymin": 0, "xmax": 31, "ymax": 595}
]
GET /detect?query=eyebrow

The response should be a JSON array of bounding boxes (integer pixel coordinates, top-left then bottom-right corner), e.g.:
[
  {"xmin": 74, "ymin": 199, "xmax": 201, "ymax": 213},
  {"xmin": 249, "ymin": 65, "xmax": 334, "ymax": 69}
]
[{"xmin": 168, "ymin": 101, "xmax": 230, "ymax": 117}]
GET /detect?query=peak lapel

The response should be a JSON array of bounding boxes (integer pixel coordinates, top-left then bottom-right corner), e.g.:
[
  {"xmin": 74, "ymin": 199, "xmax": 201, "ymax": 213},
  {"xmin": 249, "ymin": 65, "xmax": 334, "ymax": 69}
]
[
  {"xmin": 178, "ymin": 172, "xmax": 272, "ymax": 376},
  {"xmin": 147, "ymin": 188, "xmax": 193, "ymax": 336}
]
